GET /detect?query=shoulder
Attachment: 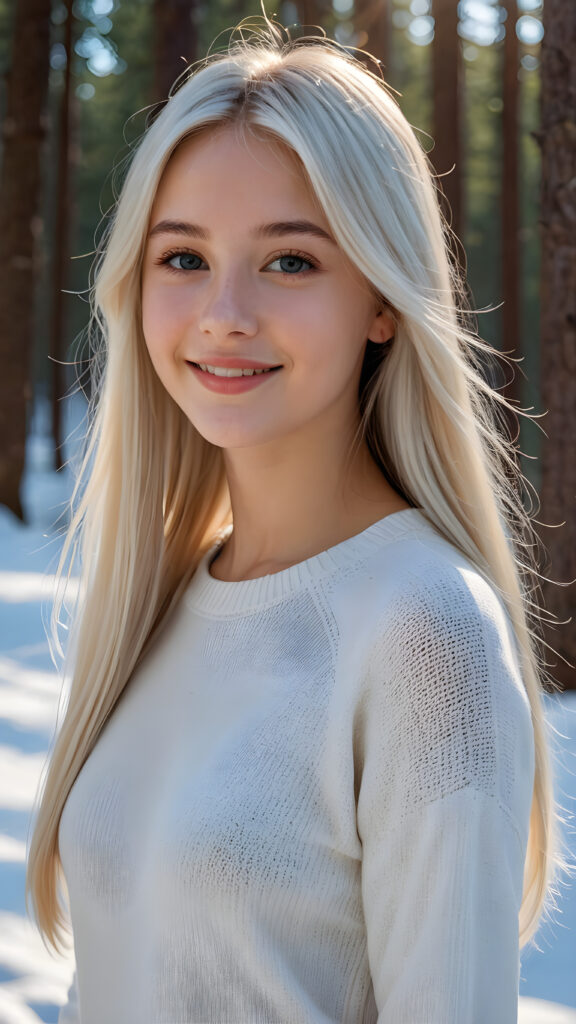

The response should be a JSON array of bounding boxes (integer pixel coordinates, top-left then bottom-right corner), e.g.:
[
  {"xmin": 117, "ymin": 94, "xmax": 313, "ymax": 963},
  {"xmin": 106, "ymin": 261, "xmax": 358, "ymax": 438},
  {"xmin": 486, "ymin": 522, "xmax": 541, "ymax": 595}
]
[
  {"xmin": 355, "ymin": 515, "xmax": 523, "ymax": 681},
  {"xmin": 329, "ymin": 513, "xmax": 519, "ymax": 677},
  {"xmin": 346, "ymin": 517, "xmax": 534, "ymax": 823}
]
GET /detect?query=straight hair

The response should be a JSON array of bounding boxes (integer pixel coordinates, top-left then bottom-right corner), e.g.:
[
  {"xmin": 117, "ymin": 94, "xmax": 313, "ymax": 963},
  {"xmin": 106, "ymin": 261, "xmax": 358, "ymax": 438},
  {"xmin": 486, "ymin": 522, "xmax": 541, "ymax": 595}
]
[{"xmin": 27, "ymin": 17, "xmax": 563, "ymax": 954}]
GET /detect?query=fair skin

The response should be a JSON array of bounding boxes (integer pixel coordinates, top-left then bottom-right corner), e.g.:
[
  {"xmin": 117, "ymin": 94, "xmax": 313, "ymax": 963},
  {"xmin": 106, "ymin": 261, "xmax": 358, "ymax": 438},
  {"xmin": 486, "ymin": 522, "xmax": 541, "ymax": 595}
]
[{"xmin": 142, "ymin": 125, "xmax": 410, "ymax": 581}]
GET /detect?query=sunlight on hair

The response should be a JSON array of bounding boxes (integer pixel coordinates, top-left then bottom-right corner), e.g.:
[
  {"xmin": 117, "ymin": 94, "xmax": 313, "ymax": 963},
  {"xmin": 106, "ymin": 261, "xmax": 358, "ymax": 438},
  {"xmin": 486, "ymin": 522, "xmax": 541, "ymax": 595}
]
[{"xmin": 25, "ymin": 11, "xmax": 566, "ymax": 962}]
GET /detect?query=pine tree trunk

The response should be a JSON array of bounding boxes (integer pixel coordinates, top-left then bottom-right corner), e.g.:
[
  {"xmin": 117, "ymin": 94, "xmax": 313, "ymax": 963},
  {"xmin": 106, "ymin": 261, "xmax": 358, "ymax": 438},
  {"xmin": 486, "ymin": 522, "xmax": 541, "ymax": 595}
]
[
  {"xmin": 153, "ymin": 0, "xmax": 199, "ymax": 103},
  {"xmin": 538, "ymin": 0, "xmax": 576, "ymax": 689},
  {"xmin": 501, "ymin": 0, "xmax": 520, "ymax": 413},
  {"xmin": 50, "ymin": 0, "xmax": 74, "ymax": 472},
  {"xmin": 431, "ymin": 0, "xmax": 462, "ymax": 243},
  {"xmin": 0, "ymin": 0, "xmax": 51, "ymax": 518}
]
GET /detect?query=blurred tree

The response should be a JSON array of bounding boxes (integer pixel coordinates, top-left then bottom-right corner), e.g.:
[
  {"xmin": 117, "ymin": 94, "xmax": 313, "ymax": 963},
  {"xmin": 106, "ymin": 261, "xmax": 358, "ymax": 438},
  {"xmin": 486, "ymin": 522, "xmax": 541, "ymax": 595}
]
[
  {"xmin": 431, "ymin": 0, "xmax": 462, "ymax": 243},
  {"xmin": 49, "ymin": 0, "xmax": 75, "ymax": 469},
  {"xmin": 295, "ymin": 0, "xmax": 332, "ymax": 29},
  {"xmin": 0, "ymin": 0, "xmax": 51, "ymax": 518},
  {"xmin": 153, "ymin": 0, "xmax": 199, "ymax": 103},
  {"xmin": 66, "ymin": 0, "xmax": 154, "ymax": 360},
  {"xmin": 501, "ymin": 0, "xmax": 520, "ymax": 413},
  {"xmin": 462, "ymin": 41, "xmax": 501, "ymax": 351},
  {"xmin": 0, "ymin": 0, "xmax": 15, "ymax": 129},
  {"xmin": 385, "ymin": 8, "xmax": 432, "ymax": 139},
  {"xmin": 517, "ymin": 36, "xmax": 542, "ymax": 493},
  {"xmin": 198, "ymin": 0, "xmax": 268, "ymax": 55},
  {"xmin": 354, "ymin": 0, "xmax": 390, "ymax": 70},
  {"xmin": 538, "ymin": 0, "xmax": 576, "ymax": 689}
]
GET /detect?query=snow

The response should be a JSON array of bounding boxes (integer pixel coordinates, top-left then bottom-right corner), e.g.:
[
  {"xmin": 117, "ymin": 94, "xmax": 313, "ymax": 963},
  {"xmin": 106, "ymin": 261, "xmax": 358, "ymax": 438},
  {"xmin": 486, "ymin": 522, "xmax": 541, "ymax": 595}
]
[{"xmin": 0, "ymin": 396, "xmax": 575, "ymax": 1022}]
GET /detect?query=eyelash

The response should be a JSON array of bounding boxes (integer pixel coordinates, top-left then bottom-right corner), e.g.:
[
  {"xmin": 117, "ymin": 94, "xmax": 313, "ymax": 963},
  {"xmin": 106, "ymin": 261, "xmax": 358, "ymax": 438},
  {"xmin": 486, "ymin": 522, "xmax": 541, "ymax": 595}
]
[{"xmin": 154, "ymin": 248, "xmax": 320, "ymax": 278}]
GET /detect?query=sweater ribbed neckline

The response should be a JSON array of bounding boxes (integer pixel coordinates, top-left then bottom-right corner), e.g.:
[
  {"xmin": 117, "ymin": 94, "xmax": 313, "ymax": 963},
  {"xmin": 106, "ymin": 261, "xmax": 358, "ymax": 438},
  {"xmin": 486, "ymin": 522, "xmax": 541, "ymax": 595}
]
[{"xmin": 185, "ymin": 508, "xmax": 432, "ymax": 616}]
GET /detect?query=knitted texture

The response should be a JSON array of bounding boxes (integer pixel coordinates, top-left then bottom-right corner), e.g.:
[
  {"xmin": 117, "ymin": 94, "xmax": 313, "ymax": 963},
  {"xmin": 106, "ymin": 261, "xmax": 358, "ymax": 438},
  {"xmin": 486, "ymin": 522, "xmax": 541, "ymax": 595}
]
[{"xmin": 57, "ymin": 509, "xmax": 534, "ymax": 1023}]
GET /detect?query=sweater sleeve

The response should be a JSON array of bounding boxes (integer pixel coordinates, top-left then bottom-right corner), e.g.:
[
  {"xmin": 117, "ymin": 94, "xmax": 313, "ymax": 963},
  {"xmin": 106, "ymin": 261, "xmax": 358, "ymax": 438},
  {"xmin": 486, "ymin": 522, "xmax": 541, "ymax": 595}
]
[
  {"xmin": 58, "ymin": 968, "xmax": 80, "ymax": 1023},
  {"xmin": 356, "ymin": 563, "xmax": 535, "ymax": 1024}
]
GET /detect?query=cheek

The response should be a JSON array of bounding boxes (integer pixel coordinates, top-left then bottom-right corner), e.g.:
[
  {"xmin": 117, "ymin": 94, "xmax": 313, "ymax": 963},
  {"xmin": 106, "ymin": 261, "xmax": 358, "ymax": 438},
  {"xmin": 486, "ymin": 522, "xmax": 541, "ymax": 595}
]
[
  {"xmin": 141, "ymin": 284, "xmax": 189, "ymax": 363},
  {"xmin": 141, "ymin": 281, "xmax": 163, "ymax": 356},
  {"xmin": 295, "ymin": 308, "xmax": 367, "ymax": 379}
]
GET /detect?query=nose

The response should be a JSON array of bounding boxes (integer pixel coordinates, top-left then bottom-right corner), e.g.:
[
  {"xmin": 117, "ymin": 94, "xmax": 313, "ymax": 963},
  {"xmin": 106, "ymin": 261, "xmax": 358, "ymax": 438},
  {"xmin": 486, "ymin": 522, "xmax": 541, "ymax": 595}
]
[{"xmin": 197, "ymin": 271, "xmax": 258, "ymax": 338}]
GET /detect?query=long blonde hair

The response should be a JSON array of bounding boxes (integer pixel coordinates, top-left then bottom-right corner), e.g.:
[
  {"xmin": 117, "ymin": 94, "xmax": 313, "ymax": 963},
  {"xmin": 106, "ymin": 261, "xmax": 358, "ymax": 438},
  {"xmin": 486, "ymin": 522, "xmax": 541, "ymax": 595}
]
[{"xmin": 27, "ymin": 16, "xmax": 561, "ymax": 954}]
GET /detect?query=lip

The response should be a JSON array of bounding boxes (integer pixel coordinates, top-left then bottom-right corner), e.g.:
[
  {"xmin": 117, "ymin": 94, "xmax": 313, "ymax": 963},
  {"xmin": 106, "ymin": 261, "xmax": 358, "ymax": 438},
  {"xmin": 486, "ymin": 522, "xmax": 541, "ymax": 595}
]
[
  {"xmin": 187, "ymin": 362, "xmax": 282, "ymax": 394},
  {"xmin": 190, "ymin": 356, "xmax": 281, "ymax": 370}
]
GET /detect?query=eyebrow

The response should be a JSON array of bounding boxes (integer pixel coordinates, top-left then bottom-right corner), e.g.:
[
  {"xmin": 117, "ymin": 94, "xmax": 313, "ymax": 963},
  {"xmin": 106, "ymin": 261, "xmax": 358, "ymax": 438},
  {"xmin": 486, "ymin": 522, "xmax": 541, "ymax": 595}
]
[{"xmin": 147, "ymin": 219, "xmax": 336, "ymax": 245}]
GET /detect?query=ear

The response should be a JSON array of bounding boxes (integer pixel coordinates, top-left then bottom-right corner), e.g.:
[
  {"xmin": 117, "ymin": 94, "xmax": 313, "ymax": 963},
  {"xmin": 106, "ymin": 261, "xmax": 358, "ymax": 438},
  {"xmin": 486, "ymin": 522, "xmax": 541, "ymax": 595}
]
[{"xmin": 367, "ymin": 306, "xmax": 395, "ymax": 344}]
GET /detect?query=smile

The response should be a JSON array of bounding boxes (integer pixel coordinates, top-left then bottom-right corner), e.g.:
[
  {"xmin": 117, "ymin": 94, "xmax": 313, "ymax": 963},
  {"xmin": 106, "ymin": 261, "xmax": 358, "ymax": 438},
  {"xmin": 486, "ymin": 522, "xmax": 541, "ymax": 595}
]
[
  {"xmin": 187, "ymin": 362, "xmax": 282, "ymax": 394},
  {"xmin": 194, "ymin": 363, "xmax": 279, "ymax": 377}
]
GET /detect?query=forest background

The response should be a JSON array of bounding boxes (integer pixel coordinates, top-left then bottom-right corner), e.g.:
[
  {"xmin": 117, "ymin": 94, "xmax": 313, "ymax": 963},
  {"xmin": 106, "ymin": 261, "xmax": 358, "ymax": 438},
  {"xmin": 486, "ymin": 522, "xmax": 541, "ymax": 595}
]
[{"xmin": 0, "ymin": 0, "xmax": 574, "ymax": 686}]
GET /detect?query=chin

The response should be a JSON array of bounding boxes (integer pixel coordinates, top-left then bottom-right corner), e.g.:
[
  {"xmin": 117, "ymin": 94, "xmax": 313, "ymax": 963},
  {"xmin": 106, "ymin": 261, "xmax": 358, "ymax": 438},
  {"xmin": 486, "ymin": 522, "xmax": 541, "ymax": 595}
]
[{"xmin": 188, "ymin": 419, "xmax": 279, "ymax": 451}]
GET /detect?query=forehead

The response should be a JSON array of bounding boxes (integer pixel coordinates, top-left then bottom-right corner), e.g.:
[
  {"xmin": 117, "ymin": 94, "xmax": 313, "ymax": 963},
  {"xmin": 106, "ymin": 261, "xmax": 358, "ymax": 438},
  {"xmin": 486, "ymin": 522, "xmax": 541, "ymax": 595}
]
[{"xmin": 150, "ymin": 125, "xmax": 325, "ymax": 222}]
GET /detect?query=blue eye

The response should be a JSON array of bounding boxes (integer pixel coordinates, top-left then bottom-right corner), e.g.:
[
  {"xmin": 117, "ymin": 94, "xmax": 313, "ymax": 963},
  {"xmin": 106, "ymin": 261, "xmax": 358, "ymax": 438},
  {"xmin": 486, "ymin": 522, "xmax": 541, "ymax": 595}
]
[
  {"xmin": 268, "ymin": 254, "xmax": 315, "ymax": 275},
  {"xmin": 168, "ymin": 253, "xmax": 205, "ymax": 271}
]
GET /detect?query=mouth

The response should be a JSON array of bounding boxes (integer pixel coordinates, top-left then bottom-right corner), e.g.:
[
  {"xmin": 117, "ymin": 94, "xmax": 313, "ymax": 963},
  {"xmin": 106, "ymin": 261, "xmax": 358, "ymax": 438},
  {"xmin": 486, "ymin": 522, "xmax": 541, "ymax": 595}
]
[{"xmin": 188, "ymin": 362, "xmax": 283, "ymax": 378}]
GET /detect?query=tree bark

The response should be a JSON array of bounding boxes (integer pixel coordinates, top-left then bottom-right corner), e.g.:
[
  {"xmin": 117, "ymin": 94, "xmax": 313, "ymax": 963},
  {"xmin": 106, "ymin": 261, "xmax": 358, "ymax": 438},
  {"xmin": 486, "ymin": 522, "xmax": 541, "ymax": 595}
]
[
  {"xmin": 431, "ymin": 0, "xmax": 462, "ymax": 243},
  {"xmin": 153, "ymin": 0, "xmax": 199, "ymax": 103},
  {"xmin": 0, "ymin": 0, "xmax": 52, "ymax": 519},
  {"xmin": 538, "ymin": 0, "xmax": 576, "ymax": 689},
  {"xmin": 501, "ymin": 0, "xmax": 520, "ymax": 414}
]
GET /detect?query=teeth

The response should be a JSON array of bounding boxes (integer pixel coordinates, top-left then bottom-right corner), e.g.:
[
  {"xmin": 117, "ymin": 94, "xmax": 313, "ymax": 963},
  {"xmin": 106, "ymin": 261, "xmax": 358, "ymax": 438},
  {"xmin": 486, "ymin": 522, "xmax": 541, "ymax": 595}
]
[{"xmin": 198, "ymin": 363, "xmax": 274, "ymax": 377}]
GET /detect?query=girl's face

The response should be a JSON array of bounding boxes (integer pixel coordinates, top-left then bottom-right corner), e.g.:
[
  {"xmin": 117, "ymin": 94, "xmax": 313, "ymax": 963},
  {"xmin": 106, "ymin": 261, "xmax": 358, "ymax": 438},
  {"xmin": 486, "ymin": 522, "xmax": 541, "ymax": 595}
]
[{"xmin": 142, "ymin": 127, "xmax": 393, "ymax": 452}]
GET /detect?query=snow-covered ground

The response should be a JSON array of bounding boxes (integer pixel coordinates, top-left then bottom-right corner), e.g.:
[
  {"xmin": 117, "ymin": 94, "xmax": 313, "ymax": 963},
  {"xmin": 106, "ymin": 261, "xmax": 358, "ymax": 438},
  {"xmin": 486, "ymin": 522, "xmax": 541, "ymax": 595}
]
[{"xmin": 0, "ymin": 397, "xmax": 575, "ymax": 1023}]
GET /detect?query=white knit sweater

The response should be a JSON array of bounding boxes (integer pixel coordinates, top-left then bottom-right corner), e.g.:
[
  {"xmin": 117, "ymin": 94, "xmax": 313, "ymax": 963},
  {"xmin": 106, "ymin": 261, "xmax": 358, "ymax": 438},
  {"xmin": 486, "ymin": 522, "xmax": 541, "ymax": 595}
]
[{"xmin": 57, "ymin": 508, "xmax": 534, "ymax": 1024}]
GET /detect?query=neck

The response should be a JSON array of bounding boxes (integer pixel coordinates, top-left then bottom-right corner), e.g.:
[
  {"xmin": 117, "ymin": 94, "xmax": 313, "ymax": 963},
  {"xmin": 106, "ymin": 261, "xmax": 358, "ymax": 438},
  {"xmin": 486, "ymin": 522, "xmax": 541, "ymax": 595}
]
[{"xmin": 212, "ymin": 420, "xmax": 410, "ymax": 582}]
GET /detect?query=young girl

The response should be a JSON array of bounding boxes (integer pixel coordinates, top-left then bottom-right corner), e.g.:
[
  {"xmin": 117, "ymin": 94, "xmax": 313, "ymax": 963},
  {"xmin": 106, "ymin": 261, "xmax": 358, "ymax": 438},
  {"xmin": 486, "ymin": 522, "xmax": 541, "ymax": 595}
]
[{"xmin": 28, "ymin": 18, "xmax": 559, "ymax": 1024}]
